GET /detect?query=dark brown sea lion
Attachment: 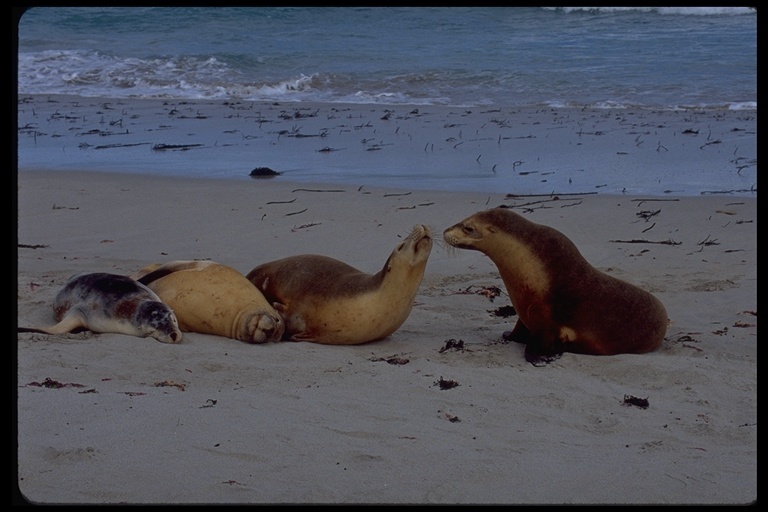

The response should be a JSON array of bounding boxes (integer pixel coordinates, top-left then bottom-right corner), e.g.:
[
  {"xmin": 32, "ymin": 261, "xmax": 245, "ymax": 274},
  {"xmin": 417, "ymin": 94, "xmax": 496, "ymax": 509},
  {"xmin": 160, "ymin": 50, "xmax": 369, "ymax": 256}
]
[{"xmin": 443, "ymin": 208, "xmax": 667, "ymax": 365}]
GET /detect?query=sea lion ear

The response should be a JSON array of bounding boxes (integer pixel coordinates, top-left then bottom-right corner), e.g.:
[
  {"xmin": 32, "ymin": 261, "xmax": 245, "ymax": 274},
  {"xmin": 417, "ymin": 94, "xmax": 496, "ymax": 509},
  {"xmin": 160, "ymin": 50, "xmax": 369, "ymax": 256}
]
[{"xmin": 488, "ymin": 226, "xmax": 497, "ymax": 233}]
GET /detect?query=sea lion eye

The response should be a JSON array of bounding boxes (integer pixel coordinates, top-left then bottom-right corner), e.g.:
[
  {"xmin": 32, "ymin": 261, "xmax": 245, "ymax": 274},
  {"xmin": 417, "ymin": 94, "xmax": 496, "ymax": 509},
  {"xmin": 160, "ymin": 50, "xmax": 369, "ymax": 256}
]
[{"xmin": 462, "ymin": 225, "xmax": 475, "ymax": 234}]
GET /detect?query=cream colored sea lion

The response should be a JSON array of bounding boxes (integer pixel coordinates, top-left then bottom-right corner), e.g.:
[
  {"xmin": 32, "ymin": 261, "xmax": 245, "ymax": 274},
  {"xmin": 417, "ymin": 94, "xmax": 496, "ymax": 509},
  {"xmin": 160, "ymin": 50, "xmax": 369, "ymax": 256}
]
[
  {"xmin": 18, "ymin": 272, "xmax": 182, "ymax": 343},
  {"xmin": 443, "ymin": 208, "xmax": 667, "ymax": 365},
  {"xmin": 246, "ymin": 224, "xmax": 433, "ymax": 345},
  {"xmin": 131, "ymin": 260, "xmax": 284, "ymax": 343}
]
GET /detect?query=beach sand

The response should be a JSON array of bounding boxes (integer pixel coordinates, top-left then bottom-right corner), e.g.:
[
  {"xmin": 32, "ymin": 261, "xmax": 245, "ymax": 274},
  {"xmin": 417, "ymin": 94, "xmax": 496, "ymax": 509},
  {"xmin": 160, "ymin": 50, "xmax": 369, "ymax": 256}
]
[{"xmin": 15, "ymin": 97, "xmax": 757, "ymax": 504}]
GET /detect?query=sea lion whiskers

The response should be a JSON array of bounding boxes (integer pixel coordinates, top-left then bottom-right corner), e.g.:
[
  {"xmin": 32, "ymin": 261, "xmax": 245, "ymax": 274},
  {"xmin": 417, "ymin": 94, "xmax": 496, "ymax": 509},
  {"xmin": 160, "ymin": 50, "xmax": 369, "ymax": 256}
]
[
  {"xmin": 396, "ymin": 223, "xmax": 431, "ymax": 243},
  {"xmin": 439, "ymin": 240, "xmax": 458, "ymax": 257},
  {"xmin": 417, "ymin": 223, "xmax": 457, "ymax": 253},
  {"xmin": 404, "ymin": 223, "xmax": 434, "ymax": 242}
]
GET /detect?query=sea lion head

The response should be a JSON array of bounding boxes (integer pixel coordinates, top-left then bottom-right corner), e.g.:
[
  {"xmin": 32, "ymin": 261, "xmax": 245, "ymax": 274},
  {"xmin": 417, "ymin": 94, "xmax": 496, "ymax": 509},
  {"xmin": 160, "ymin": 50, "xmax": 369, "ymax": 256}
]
[
  {"xmin": 443, "ymin": 208, "xmax": 530, "ymax": 252},
  {"xmin": 443, "ymin": 209, "xmax": 498, "ymax": 251},
  {"xmin": 135, "ymin": 301, "xmax": 182, "ymax": 343},
  {"xmin": 238, "ymin": 310, "xmax": 285, "ymax": 343},
  {"xmin": 386, "ymin": 224, "xmax": 433, "ymax": 273}
]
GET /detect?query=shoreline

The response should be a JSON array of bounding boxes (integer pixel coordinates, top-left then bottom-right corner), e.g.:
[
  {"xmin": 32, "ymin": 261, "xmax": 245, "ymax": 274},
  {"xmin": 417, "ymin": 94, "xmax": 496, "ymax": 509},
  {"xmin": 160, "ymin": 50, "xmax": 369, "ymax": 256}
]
[
  {"xmin": 17, "ymin": 94, "xmax": 757, "ymax": 197},
  {"xmin": 16, "ymin": 169, "xmax": 757, "ymax": 504}
]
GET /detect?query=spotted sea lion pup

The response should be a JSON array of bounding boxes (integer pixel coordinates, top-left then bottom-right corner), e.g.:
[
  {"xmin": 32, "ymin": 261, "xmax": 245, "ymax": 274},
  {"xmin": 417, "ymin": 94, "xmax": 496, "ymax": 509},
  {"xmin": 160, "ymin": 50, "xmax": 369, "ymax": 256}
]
[
  {"xmin": 443, "ymin": 208, "xmax": 668, "ymax": 365},
  {"xmin": 18, "ymin": 272, "xmax": 182, "ymax": 343},
  {"xmin": 246, "ymin": 224, "xmax": 433, "ymax": 345},
  {"xmin": 132, "ymin": 260, "xmax": 284, "ymax": 344}
]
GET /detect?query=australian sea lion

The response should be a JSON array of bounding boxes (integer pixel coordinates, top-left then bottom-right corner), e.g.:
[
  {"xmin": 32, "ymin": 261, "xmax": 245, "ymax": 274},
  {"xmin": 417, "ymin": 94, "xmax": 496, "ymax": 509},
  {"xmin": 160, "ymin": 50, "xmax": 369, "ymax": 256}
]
[
  {"xmin": 443, "ymin": 208, "xmax": 668, "ymax": 365},
  {"xmin": 132, "ymin": 260, "xmax": 284, "ymax": 343},
  {"xmin": 246, "ymin": 224, "xmax": 433, "ymax": 345},
  {"xmin": 18, "ymin": 272, "xmax": 182, "ymax": 343}
]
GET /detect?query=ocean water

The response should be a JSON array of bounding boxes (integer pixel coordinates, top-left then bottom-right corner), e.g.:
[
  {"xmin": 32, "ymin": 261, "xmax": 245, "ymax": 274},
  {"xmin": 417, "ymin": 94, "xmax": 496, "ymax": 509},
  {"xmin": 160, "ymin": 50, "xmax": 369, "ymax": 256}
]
[
  {"xmin": 15, "ymin": 7, "xmax": 757, "ymax": 196},
  {"xmin": 17, "ymin": 6, "xmax": 756, "ymax": 110}
]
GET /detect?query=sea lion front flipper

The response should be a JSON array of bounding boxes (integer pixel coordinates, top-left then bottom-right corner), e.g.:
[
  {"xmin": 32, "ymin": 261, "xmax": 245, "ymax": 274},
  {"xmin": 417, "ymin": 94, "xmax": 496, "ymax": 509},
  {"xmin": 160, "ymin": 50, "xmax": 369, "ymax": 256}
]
[
  {"xmin": 524, "ymin": 343, "xmax": 563, "ymax": 367},
  {"xmin": 502, "ymin": 319, "xmax": 530, "ymax": 345},
  {"xmin": 288, "ymin": 332, "xmax": 317, "ymax": 342},
  {"xmin": 272, "ymin": 302, "xmax": 288, "ymax": 314},
  {"xmin": 271, "ymin": 302, "xmax": 307, "ymax": 341},
  {"xmin": 523, "ymin": 330, "xmax": 565, "ymax": 366}
]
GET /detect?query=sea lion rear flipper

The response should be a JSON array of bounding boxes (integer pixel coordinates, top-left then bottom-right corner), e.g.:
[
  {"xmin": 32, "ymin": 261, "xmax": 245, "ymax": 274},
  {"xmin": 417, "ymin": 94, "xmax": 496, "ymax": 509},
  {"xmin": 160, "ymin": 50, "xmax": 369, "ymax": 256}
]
[
  {"xmin": 129, "ymin": 263, "xmax": 163, "ymax": 282},
  {"xmin": 17, "ymin": 327, "xmax": 50, "ymax": 334},
  {"xmin": 133, "ymin": 260, "xmax": 213, "ymax": 285},
  {"xmin": 17, "ymin": 313, "xmax": 86, "ymax": 336}
]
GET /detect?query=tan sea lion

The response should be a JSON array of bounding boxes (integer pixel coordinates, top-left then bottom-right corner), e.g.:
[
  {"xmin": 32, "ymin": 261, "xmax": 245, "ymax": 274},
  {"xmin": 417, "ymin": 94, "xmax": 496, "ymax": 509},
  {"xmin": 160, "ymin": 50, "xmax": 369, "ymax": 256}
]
[
  {"xmin": 132, "ymin": 260, "xmax": 284, "ymax": 343},
  {"xmin": 246, "ymin": 224, "xmax": 433, "ymax": 345},
  {"xmin": 443, "ymin": 208, "xmax": 668, "ymax": 365},
  {"xmin": 18, "ymin": 272, "xmax": 182, "ymax": 343}
]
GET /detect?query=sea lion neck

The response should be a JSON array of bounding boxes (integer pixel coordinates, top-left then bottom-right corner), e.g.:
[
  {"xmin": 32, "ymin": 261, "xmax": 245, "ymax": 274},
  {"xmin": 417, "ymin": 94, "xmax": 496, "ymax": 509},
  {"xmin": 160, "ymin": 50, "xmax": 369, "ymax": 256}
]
[{"xmin": 370, "ymin": 253, "xmax": 394, "ymax": 287}]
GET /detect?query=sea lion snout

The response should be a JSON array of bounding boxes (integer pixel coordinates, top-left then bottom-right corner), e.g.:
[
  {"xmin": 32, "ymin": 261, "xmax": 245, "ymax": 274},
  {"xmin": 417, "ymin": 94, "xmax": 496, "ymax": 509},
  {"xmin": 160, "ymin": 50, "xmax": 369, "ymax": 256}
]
[
  {"xmin": 413, "ymin": 224, "xmax": 433, "ymax": 248},
  {"xmin": 402, "ymin": 224, "xmax": 433, "ymax": 259},
  {"xmin": 242, "ymin": 311, "xmax": 285, "ymax": 343},
  {"xmin": 152, "ymin": 330, "xmax": 182, "ymax": 344},
  {"xmin": 411, "ymin": 224, "xmax": 431, "ymax": 238}
]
